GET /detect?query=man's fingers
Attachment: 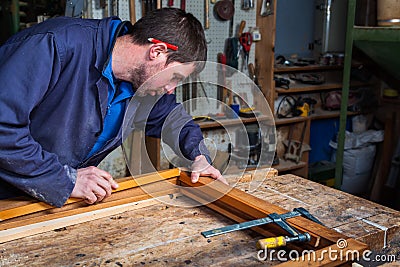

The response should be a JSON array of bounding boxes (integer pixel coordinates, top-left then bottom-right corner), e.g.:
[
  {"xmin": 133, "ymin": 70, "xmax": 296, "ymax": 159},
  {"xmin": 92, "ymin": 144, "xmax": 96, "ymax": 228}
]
[
  {"xmin": 191, "ymin": 171, "xmax": 200, "ymax": 184},
  {"xmin": 92, "ymin": 187, "xmax": 107, "ymax": 202},
  {"xmin": 74, "ymin": 166, "xmax": 119, "ymax": 204},
  {"xmin": 91, "ymin": 167, "xmax": 119, "ymax": 189},
  {"xmin": 84, "ymin": 192, "xmax": 97, "ymax": 204},
  {"xmin": 95, "ymin": 177, "xmax": 113, "ymax": 197}
]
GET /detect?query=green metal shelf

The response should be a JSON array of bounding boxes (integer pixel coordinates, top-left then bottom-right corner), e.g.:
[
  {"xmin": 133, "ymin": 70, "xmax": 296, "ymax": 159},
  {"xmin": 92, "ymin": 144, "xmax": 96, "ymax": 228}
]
[
  {"xmin": 335, "ymin": 0, "xmax": 400, "ymax": 189},
  {"xmin": 353, "ymin": 26, "xmax": 400, "ymax": 42}
]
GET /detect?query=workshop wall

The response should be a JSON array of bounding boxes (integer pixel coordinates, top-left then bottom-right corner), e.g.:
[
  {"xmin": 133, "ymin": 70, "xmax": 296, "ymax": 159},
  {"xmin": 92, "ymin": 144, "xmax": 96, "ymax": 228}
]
[
  {"xmin": 86, "ymin": 0, "xmax": 262, "ymax": 176},
  {"xmin": 275, "ymin": 0, "xmax": 315, "ymax": 59}
]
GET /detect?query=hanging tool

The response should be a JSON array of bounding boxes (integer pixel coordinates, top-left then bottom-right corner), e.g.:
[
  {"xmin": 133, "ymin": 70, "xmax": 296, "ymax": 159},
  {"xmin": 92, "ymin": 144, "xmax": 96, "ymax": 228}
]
[
  {"xmin": 242, "ymin": 0, "xmax": 254, "ymax": 10},
  {"xmin": 167, "ymin": 0, "xmax": 174, "ymax": 7},
  {"xmin": 180, "ymin": 0, "xmax": 185, "ymax": 10},
  {"xmin": 238, "ymin": 20, "xmax": 246, "ymax": 37},
  {"xmin": 225, "ymin": 20, "xmax": 244, "ymax": 73},
  {"xmin": 260, "ymin": 0, "xmax": 273, "ymax": 16},
  {"xmin": 236, "ymin": 20, "xmax": 246, "ymax": 57},
  {"xmin": 248, "ymin": 63, "xmax": 259, "ymax": 86},
  {"xmin": 202, "ymin": 207, "xmax": 323, "ymax": 249},
  {"xmin": 157, "ymin": 0, "xmax": 161, "ymax": 9},
  {"xmin": 217, "ymin": 53, "xmax": 227, "ymax": 108},
  {"xmin": 205, "ymin": 0, "xmax": 210, "ymax": 29},
  {"xmin": 143, "ymin": 0, "xmax": 157, "ymax": 15},
  {"xmin": 239, "ymin": 32, "xmax": 253, "ymax": 71},
  {"xmin": 214, "ymin": 0, "xmax": 235, "ymax": 20}
]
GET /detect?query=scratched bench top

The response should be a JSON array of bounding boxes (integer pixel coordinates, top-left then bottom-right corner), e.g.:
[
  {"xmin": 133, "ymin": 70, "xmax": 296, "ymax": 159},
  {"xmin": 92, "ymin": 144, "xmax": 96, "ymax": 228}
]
[{"xmin": 0, "ymin": 173, "xmax": 399, "ymax": 266}]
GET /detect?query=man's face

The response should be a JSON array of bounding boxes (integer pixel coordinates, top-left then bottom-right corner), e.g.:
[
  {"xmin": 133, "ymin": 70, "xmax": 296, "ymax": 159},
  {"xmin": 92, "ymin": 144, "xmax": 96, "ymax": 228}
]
[{"xmin": 133, "ymin": 62, "xmax": 195, "ymax": 97}]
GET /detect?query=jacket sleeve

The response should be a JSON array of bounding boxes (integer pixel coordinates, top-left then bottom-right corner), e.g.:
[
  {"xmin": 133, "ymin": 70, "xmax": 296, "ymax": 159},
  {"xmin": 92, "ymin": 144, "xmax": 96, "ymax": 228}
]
[
  {"xmin": 143, "ymin": 94, "xmax": 209, "ymax": 161},
  {"xmin": 0, "ymin": 33, "xmax": 76, "ymax": 207}
]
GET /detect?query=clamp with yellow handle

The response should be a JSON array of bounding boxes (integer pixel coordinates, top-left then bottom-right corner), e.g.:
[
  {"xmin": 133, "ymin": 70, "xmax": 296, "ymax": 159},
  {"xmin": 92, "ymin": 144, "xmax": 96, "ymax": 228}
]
[
  {"xmin": 256, "ymin": 233, "xmax": 311, "ymax": 249},
  {"xmin": 201, "ymin": 207, "xmax": 321, "ymax": 249}
]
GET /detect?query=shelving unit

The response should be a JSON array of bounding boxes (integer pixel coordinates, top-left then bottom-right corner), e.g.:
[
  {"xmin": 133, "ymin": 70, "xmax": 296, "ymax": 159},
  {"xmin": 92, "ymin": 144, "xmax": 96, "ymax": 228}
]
[
  {"xmin": 254, "ymin": 0, "xmax": 374, "ymax": 178},
  {"xmin": 335, "ymin": 0, "xmax": 400, "ymax": 189}
]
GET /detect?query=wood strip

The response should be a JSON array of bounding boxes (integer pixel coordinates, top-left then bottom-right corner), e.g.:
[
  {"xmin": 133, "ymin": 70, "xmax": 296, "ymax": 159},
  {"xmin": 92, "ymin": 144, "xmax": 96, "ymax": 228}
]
[
  {"xmin": 178, "ymin": 173, "xmax": 353, "ymax": 248},
  {"xmin": 0, "ymin": 179, "xmax": 178, "ymax": 231},
  {"xmin": 0, "ymin": 168, "xmax": 180, "ymax": 221},
  {"xmin": 0, "ymin": 195, "xmax": 175, "ymax": 244}
]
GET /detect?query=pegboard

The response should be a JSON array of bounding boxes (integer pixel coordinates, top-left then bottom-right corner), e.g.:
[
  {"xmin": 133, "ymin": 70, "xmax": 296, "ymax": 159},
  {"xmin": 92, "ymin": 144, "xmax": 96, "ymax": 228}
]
[
  {"xmin": 88, "ymin": 0, "xmax": 259, "ymax": 116},
  {"xmin": 88, "ymin": 0, "xmax": 130, "ymax": 20},
  {"xmin": 132, "ymin": 1, "xmax": 257, "ymax": 69},
  {"xmin": 134, "ymin": 0, "xmax": 258, "ymax": 116}
]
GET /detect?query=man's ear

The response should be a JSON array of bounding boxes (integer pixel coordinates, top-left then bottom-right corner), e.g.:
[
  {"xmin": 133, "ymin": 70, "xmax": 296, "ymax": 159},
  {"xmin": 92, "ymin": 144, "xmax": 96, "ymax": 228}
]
[{"xmin": 149, "ymin": 43, "xmax": 168, "ymax": 60}]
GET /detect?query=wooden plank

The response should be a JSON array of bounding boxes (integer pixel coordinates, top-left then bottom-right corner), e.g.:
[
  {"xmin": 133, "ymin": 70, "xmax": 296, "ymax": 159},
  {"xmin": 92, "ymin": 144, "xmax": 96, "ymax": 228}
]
[
  {"xmin": 0, "ymin": 168, "xmax": 180, "ymax": 221},
  {"xmin": 0, "ymin": 195, "xmax": 176, "ymax": 244},
  {"xmin": 0, "ymin": 198, "xmax": 268, "ymax": 266},
  {"xmin": 0, "ymin": 180, "xmax": 178, "ymax": 228}
]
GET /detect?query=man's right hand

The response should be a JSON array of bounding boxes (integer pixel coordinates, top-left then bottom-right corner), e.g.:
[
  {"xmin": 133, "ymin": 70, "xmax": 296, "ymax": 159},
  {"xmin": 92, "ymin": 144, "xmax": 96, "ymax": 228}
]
[{"xmin": 71, "ymin": 166, "xmax": 119, "ymax": 204}]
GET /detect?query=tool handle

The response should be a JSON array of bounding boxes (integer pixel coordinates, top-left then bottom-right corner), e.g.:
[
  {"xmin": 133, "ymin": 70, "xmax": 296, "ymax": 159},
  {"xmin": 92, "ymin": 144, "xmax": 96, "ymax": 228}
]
[
  {"xmin": 168, "ymin": 0, "xmax": 174, "ymax": 6},
  {"xmin": 238, "ymin": 20, "xmax": 246, "ymax": 37},
  {"xmin": 256, "ymin": 236, "xmax": 287, "ymax": 249},
  {"xmin": 181, "ymin": 0, "xmax": 186, "ymax": 10},
  {"xmin": 205, "ymin": 0, "xmax": 210, "ymax": 29}
]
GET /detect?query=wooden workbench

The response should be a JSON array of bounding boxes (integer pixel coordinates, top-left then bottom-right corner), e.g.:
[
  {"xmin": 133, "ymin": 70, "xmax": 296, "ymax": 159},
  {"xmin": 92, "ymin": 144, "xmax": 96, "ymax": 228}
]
[{"xmin": 0, "ymin": 173, "xmax": 399, "ymax": 266}]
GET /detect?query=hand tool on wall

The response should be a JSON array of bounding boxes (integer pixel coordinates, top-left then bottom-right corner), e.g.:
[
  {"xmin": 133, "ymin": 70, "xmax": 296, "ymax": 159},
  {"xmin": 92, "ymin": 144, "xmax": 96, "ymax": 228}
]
[
  {"xmin": 214, "ymin": 0, "xmax": 234, "ymax": 20},
  {"xmin": 167, "ymin": 0, "xmax": 174, "ymax": 7},
  {"xmin": 157, "ymin": 0, "xmax": 161, "ymax": 9},
  {"xmin": 202, "ymin": 207, "xmax": 323, "ymax": 249},
  {"xmin": 260, "ymin": 0, "xmax": 273, "ymax": 16},
  {"xmin": 180, "ymin": 0, "xmax": 185, "ymax": 10},
  {"xmin": 239, "ymin": 31, "xmax": 253, "ymax": 72},
  {"xmin": 143, "ymin": 0, "xmax": 158, "ymax": 15},
  {"xmin": 225, "ymin": 20, "xmax": 244, "ymax": 73},
  {"xmin": 217, "ymin": 53, "xmax": 227, "ymax": 108},
  {"xmin": 238, "ymin": 19, "xmax": 246, "ymax": 37},
  {"xmin": 230, "ymin": 0, "xmax": 235, "ymax": 36},
  {"xmin": 241, "ymin": 0, "xmax": 254, "ymax": 10},
  {"xmin": 248, "ymin": 63, "xmax": 259, "ymax": 85},
  {"xmin": 205, "ymin": 0, "xmax": 210, "ymax": 29}
]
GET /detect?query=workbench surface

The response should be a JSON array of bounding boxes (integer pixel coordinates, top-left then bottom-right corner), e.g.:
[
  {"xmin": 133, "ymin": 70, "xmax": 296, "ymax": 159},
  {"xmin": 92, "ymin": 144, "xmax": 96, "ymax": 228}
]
[{"xmin": 1, "ymin": 173, "xmax": 399, "ymax": 266}]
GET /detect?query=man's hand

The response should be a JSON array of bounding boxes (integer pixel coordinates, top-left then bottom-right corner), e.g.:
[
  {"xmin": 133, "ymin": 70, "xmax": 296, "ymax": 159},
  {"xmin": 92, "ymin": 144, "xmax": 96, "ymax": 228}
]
[
  {"xmin": 190, "ymin": 155, "xmax": 228, "ymax": 185},
  {"xmin": 71, "ymin": 166, "xmax": 119, "ymax": 204}
]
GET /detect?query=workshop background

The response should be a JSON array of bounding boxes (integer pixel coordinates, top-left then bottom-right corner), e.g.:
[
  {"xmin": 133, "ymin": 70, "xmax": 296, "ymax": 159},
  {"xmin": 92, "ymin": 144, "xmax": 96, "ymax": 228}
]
[{"xmin": 0, "ymin": 0, "xmax": 399, "ymax": 213}]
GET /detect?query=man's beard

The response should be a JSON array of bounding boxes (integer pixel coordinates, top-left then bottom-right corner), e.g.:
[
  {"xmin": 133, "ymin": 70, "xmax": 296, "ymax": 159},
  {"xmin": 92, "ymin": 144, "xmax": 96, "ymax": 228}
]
[{"xmin": 128, "ymin": 63, "xmax": 164, "ymax": 97}]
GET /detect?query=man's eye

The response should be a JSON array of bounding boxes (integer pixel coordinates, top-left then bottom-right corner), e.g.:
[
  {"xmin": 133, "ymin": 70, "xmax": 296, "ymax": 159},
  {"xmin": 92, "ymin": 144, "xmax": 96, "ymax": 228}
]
[{"xmin": 172, "ymin": 76, "xmax": 183, "ymax": 82}]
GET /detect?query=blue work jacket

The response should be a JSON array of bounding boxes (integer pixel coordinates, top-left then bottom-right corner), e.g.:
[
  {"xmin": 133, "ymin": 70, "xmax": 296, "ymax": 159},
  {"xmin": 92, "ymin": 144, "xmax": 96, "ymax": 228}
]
[{"xmin": 0, "ymin": 16, "xmax": 206, "ymax": 207}]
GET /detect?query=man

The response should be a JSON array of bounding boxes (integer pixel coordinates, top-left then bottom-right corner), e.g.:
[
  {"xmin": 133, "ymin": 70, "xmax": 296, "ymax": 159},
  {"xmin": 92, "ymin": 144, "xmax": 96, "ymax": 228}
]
[{"xmin": 0, "ymin": 8, "xmax": 225, "ymax": 208}]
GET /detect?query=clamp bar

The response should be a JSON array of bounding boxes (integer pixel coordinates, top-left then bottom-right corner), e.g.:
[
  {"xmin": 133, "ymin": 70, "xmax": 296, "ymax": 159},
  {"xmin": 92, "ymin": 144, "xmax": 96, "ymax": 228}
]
[
  {"xmin": 201, "ymin": 207, "xmax": 323, "ymax": 238},
  {"xmin": 202, "ymin": 210, "xmax": 299, "ymax": 238}
]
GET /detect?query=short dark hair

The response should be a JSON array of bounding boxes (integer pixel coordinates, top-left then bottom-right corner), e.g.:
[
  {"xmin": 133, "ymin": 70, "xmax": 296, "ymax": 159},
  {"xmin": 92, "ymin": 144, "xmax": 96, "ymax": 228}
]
[{"xmin": 130, "ymin": 8, "xmax": 207, "ymax": 73}]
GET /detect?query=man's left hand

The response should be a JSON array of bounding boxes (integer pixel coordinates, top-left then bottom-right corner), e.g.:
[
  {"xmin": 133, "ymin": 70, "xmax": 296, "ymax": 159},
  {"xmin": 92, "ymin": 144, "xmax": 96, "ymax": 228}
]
[{"xmin": 190, "ymin": 155, "xmax": 228, "ymax": 185}]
